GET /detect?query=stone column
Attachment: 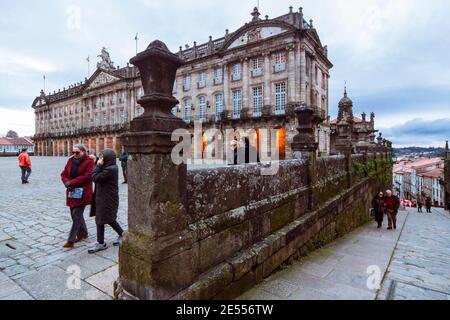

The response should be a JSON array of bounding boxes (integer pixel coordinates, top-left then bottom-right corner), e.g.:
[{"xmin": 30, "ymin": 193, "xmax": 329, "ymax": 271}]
[
  {"xmin": 287, "ymin": 45, "xmax": 296, "ymax": 103},
  {"xmin": 223, "ymin": 64, "xmax": 229, "ymax": 112},
  {"xmin": 291, "ymin": 106, "xmax": 319, "ymax": 211},
  {"xmin": 242, "ymin": 58, "xmax": 249, "ymax": 111},
  {"xmin": 300, "ymin": 47, "xmax": 307, "ymax": 104},
  {"xmin": 263, "ymin": 53, "xmax": 271, "ymax": 108},
  {"xmin": 115, "ymin": 40, "xmax": 192, "ymax": 300}
]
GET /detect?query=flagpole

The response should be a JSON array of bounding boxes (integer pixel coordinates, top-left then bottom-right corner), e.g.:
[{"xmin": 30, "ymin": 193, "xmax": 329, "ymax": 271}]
[
  {"xmin": 135, "ymin": 33, "xmax": 139, "ymax": 55},
  {"xmin": 43, "ymin": 75, "xmax": 46, "ymax": 93}
]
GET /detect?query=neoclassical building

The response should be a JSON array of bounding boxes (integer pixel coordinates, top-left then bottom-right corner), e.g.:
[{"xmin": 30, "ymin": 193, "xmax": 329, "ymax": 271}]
[{"xmin": 32, "ymin": 6, "xmax": 333, "ymax": 159}]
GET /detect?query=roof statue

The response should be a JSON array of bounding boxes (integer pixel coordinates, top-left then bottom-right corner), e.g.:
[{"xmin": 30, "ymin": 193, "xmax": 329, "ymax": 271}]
[{"xmin": 97, "ymin": 47, "xmax": 115, "ymax": 70}]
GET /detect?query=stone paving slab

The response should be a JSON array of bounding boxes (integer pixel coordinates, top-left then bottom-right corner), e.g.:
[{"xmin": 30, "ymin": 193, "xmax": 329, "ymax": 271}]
[
  {"xmin": 16, "ymin": 266, "xmax": 111, "ymax": 300},
  {"xmin": 85, "ymin": 265, "xmax": 119, "ymax": 297},
  {"xmin": 0, "ymin": 157, "xmax": 127, "ymax": 300},
  {"xmin": 239, "ymin": 212, "xmax": 408, "ymax": 300},
  {"xmin": 377, "ymin": 208, "xmax": 450, "ymax": 300}
]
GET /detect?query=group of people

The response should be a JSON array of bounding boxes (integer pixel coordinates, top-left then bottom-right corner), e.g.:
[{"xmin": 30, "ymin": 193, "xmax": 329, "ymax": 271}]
[
  {"xmin": 416, "ymin": 196, "xmax": 433, "ymax": 213},
  {"xmin": 17, "ymin": 145, "xmax": 130, "ymax": 254},
  {"xmin": 372, "ymin": 190, "xmax": 401, "ymax": 230},
  {"xmin": 60, "ymin": 145, "xmax": 125, "ymax": 253},
  {"xmin": 230, "ymin": 136, "xmax": 260, "ymax": 165}
]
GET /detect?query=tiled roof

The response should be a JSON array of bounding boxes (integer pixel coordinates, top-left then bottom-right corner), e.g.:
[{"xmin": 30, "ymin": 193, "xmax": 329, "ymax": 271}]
[
  {"xmin": 418, "ymin": 168, "xmax": 444, "ymax": 178},
  {"xmin": 0, "ymin": 137, "xmax": 34, "ymax": 146}
]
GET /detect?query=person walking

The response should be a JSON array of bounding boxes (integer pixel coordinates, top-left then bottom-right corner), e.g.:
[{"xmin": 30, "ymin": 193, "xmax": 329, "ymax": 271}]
[
  {"xmin": 417, "ymin": 197, "xmax": 423, "ymax": 213},
  {"xmin": 385, "ymin": 190, "xmax": 400, "ymax": 230},
  {"xmin": 61, "ymin": 145, "xmax": 95, "ymax": 248},
  {"xmin": 425, "ymin": 196, "xmax": 432, "ymax": 213},
  {"xmin": 118, "ymin": 150, "xmax": 129, "ymax": 184},
  {"xmin": 88, "ymin": 149, "xmax": 124, "ymax": 254},
  {"xmin": 372, "ymin": 192, "xmax": 386, "ymax": 228},
  {"xmin": 18, "ymin": 148, "xmax": 32, "ymax": 184}
]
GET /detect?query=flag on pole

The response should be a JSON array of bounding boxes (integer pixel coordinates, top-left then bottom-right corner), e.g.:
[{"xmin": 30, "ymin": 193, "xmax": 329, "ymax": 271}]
[
  {"xmin": 86, "ymin": 56, "xmax": 90, "ymax": 62},
  {"xmin": 135, "ymin": 33, "xmax": 139, "ymax": 41}
]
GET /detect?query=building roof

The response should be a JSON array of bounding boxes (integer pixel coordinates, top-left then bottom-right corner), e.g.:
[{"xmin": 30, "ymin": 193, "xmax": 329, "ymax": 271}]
[
  {"xmin": 0, "ymin": 137, "xmax": 34, "ymax": 146},
  {"xmin": 330, "ymin": 116, "xmax": 364, "ymax": 125},
  {"xmin": 406, "ymin": 158, "xmax": 443, "ymax": 169},
  {"xmin": 418, "ymin": 168, "xmax": 444, "ymax": 179}
]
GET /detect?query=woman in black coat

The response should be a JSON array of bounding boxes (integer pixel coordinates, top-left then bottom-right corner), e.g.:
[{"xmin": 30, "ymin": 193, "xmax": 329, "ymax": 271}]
[
  {"xmin": 372, "ymin": 192, "xmax": 386, "ymax": 228},
  {"xmin": 88, "ymin": 149, "xmax": 124, "ymax": 254}
]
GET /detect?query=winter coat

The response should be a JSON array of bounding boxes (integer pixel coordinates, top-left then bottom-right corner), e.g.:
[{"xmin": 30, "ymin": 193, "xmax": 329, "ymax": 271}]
[
  {"xmin": 61, "ymin": 155, "xmax": 95, "ymax": 208},
  {"xmin": 372, "ymin": 196, "xmax": 386, "ymax": 222},
  {"xmin": 385, "ymin": 195, "xmax": 400, "ymax": 214},
  {"xmin": 119, "ymin": 152, "xmax": 129, "ymax": 168},
  {"xmin": 90, "ymin": 149, "xmax": 119, "ymax": 225},
  {"xmin": 18, "ymin": 152, "xmax": 31, "ymax": 168}
]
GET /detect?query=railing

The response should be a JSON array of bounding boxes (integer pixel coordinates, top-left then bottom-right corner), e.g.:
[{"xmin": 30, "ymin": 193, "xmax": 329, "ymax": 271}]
[
  {"xmin": 197, "ymin": 80, "xmax": 206, "ymax": 89},
  {"xmin": 232, "ymin": 73, "xmax": 241, "ymax": 81},
  {"xmin": 273, "ymin": 63, "xmax": 286, "ymax": 73},
  {"xmin": 251, "ymin": 68, "xmax": 263, "ymax": 77},
  {"xmin": 213, "ymin": 78, "xmax": 223, "ymax": 85}
]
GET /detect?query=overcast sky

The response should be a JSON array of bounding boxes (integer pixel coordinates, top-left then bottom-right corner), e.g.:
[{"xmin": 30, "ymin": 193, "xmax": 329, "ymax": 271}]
[{"xmin": 0, "ymin": 0, "xmax": 449, "ymax": 147}]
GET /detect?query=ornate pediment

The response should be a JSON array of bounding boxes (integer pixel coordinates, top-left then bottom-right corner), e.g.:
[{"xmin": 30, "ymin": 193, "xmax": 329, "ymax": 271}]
[
  {"xmin": 86, "ymin": 71, "xmax": 120, "ymax": 90},
  {"xmin": 227, "ymin": 26, "xmax": 290, "ymax": 50}
]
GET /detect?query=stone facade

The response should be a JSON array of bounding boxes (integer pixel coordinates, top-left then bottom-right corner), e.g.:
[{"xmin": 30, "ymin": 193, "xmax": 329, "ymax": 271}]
[
  {"xmin": 330, "ymin": 88, "xmax": 378, "ymax": 155},
  {"xmin": 32, "ymin": 6, "xmax": 333, "ymax": 159}
]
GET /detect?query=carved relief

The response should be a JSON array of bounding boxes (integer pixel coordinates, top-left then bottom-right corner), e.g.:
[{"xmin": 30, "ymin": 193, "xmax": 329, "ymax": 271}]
[
  {"xmin": 87, "ymin": 72, "xmax": 120, "ymax": 90},
  {"xmin": 247, "ymin": 28, "xmax": 261, "ymax": 42}
]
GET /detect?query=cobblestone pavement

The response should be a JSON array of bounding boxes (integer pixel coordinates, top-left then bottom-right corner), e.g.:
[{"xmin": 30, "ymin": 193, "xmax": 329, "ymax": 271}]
[
  {"xmin": 240, "ymin": 207, "xmax": 450, "ymax": 300},
  {"xmin": 0, "ymin": 157, "xmax": 127, "ymax": 300}
]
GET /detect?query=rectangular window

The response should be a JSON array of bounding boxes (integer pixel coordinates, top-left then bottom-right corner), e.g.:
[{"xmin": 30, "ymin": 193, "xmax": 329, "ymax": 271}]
[
  {"xmin": 120, "ymin": 90, "xmax": 125, "ymax": 104},
  {"xmin": 198, "ymin": 72, "xmax": 206, "ymax": 89},
  {"xmin": 184, "ymin": 99, "xmax": 191, "ymax": 122},
  {"xmin": 103, "ymin": 112, "xmax": 107, "ymax": 125},
  {"xmin": 251, "ymin": 57, "xmax": 263, "ymax": 77},
  {"xmin": 252, "ymin": 86, "xmax": 263, "ymax": 117},
  {"xmin": 215, "ymin": 93, "xmax": 223, "ymax": 115},
  {"xmin": 173, "ymin": 80, "xmax": 177, "ymax": 93},
  {"xmin": 111, "ymin": 92, "xmax": 116, "ymax": 105},
  {"xmin": 232, "ymin": 63, "xmax": 241, "ymax": 81},
  {"xmin": 275, "ymin": 82, "xmax": 286, "ymax": 115},
  {"xmin": 120, "ymin": 110, "xmax": 125, "ymax": 124},
  {"xmin": 101, "ymin": 95, "xmax": 106, "ymax": 109},
  {"xmin": 214, "ymin": 68, "xmax": 223, "ymax": 85},
  {"xmin": 199, "ymin": 96, "xmax": 206, "ymax": 122},
  {"xmin": 111, "ymin": 110, "xmax": 116, "ymax": 125},
  {"xmin": 232, "ymin": 89, "xmax": 242, "ymax": 119},
  {"xmin": 95, "ymin": 114, "xmax": 100, "ymax": 126},
  {"xmin": 183, "ymin": 75, "xmax": 191, "ymax": 91},
  {"xmin": 274, "ymin": 52, "xmax": 287, "ymax": 72}
]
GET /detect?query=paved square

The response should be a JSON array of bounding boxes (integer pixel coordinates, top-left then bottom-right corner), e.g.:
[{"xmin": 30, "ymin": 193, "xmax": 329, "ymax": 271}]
[{"xmin": 0, "ymin": 156, "xmax": 128, "ymax": 299}]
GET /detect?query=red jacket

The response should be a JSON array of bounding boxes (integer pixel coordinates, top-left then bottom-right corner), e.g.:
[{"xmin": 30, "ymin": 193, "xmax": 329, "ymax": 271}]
[
  {"xmin": 18, "ymin": 152, "xmax": 31, "ymax": 167},
  {"xmin": 61, "ymin": 155, "xmax": 95, "ymax": 208}
]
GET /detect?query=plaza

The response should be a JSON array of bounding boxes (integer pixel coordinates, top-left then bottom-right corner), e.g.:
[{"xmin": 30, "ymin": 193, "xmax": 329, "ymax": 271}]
[{"xmin": 1, "ymin": 156, "xmax": 449, "ymax": 300}]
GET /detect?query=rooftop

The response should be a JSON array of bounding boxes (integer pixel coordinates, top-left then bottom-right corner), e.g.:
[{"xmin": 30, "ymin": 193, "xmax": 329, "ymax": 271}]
[{"xmin": 0, "ymin": 137, "xmax": 34, "ymax": 146}]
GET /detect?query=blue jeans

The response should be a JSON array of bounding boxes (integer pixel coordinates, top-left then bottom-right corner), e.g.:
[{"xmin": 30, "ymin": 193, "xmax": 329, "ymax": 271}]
[{"xmin": 20, "ymin": 166, "xmax": 31, "ymax": 182}]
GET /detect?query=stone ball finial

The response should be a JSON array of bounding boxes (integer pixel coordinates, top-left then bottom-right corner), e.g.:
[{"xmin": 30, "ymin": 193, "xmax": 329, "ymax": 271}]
[
  {"xmin": 299, "ymin": 7, "xmax": 303, "ymax": 14},
  {"xmin": 265, "ymin": 15, "xmax": 269, "ymax": 20},
  {"xmin": 289, "ymin": 6, "xmax": 293, "ymax": 13},
  {"xmin": 310, "ymin": 19, "xmax": 314, "ymax": 27}
]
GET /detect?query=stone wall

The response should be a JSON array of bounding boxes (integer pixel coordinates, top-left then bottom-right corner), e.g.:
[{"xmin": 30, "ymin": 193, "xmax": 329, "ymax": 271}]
[
  {"xmin": 115, "ymin": 39, "xmax": 393, "ymax": 301},
  {"xmin": 164, "ymin": 151, "xmax": 392, "ymax": 300}
]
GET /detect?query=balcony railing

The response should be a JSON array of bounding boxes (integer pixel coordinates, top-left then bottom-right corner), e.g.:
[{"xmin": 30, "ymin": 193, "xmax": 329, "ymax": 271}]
[
  {"xmin": 197, "ymin": 80, "xmax": 206, "ymax": 89},
  {"xmin": 183, "ymin": 85, "xmax": 191, "ymax": 91},
  {"xmin": 251, "ymin": 68, "xmax": 263, "ymax": 77},
  {"xmin": 232, "ymin": 73, "xmax": 241, "ymax": 81},
  {"xmin": 213, "ymin": 78, "xmax": 223, "ymax": 85},
  {"xmin": 273, "ymin": 63, "xmax": 286, "ymax": 73}
]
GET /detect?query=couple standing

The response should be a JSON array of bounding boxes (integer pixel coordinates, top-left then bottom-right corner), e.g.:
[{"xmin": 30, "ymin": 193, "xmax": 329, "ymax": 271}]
[
  {"xmin": 372, "ymin": 190, "xmax": 400, "ymax": 230},
  {"xmin": 60, "ymin": 144, "xmax": 124, "ymax": 253}
]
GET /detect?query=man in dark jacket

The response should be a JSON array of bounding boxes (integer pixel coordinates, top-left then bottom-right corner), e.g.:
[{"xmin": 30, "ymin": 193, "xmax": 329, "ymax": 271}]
[
  {"xmin": 61, "ymin": 144, "xmax": 95, "ymax": 248},
  {"xmin": 118, "ymin": 151, "xmax": 129, "ymax": 184},
  {"xmin": 385, "ymin": 190, "xmax": 400, "ymax": 230},
  {"xmin": 235, "ymin": 137, "xmax": 260, "ymax": 165},
  {"xmin": 425, "ymin": 196, "xmax": 432, "ymax": 213},
  {"xmin": 88, "ymin": 149, "xmax": 124, "ymax": 254},
  {"xmin": 372, "ymin": 192, "xmax": 386, "ymax": 228}
]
